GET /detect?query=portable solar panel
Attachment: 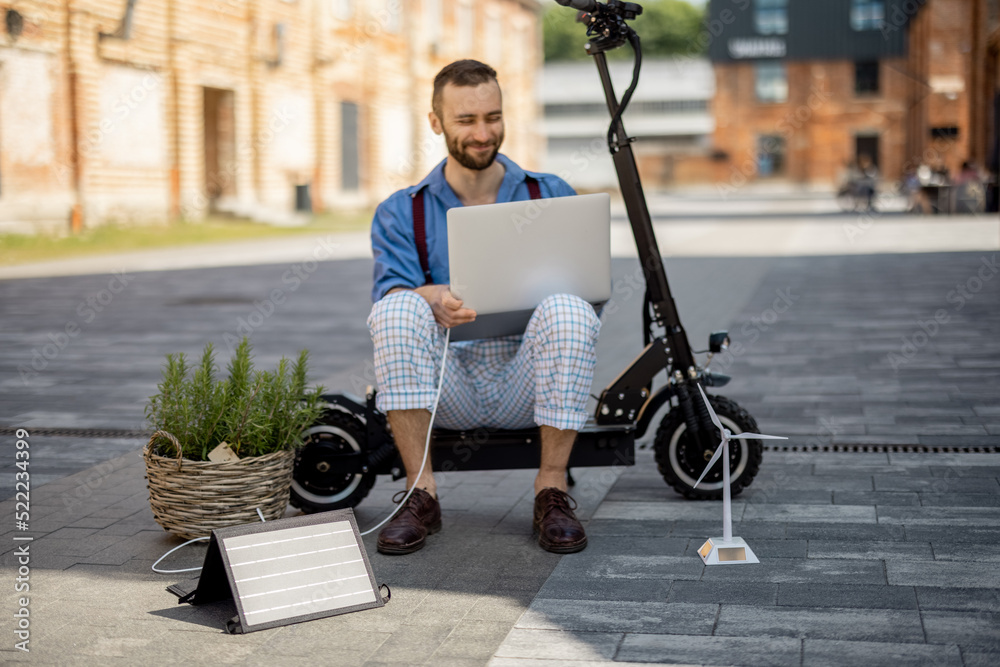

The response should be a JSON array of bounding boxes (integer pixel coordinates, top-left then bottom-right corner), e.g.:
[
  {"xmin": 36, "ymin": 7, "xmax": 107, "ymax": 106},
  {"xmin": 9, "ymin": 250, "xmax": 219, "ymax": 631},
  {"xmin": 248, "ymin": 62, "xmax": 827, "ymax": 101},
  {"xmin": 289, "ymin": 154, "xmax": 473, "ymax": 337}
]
[{"xmin": 169, "ymin": 508, "xmax": 387, "ymax": 633}]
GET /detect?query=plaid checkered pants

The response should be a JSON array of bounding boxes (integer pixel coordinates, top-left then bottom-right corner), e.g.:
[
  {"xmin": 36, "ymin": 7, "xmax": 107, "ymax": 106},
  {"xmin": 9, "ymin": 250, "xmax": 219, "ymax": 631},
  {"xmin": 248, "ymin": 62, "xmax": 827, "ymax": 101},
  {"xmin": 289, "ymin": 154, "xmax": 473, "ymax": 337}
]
[{"xmin": 367, "ymin": 290, "xmax": 601, "ymax": 431}]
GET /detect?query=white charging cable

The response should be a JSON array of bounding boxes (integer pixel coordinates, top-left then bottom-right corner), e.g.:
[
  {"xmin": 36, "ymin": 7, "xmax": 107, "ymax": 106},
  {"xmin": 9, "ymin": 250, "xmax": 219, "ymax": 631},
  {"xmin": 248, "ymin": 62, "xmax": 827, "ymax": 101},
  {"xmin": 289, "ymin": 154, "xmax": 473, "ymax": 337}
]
[
  {"xmin": 152, "ymin": 329, "xmax": 450, "ymax": 573},
  {"xmin": 359, "ymin": 328, "xmax": 450, "ymax": 536},
  {"xmin": 151, "ymin": 509, "xmax": 268, "ymax": 575}
]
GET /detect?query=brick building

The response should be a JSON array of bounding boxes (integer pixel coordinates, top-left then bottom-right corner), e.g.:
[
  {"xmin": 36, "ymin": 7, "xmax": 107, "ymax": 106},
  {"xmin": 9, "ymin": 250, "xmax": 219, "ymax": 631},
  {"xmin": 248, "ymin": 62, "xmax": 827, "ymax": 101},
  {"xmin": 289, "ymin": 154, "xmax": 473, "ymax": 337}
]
[
  {"xmin": 0, "ymin": 0, "xmax": 543, "ymax": 234},
  {"xmin": 969, "ymin": 0, "xmax": 1000, "ymax": 199},
  {"xmin": 707, "ymin": 0, "xmax": 986, "ymax": 187}
]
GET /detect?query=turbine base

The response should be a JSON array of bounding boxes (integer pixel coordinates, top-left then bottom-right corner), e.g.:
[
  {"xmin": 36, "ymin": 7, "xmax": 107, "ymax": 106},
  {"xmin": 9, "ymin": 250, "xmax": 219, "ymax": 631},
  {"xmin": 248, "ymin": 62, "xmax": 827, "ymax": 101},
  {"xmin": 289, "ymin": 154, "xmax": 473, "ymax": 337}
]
[{"xmin": 697, "ymin": 536, "xmax": 759, "ymax": 565}]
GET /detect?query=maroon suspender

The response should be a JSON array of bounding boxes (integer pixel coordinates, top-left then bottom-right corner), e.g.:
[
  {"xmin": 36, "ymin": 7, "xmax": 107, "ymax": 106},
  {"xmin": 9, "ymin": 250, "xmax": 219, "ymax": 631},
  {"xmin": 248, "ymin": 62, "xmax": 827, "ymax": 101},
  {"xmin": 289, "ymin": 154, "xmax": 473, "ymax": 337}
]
[
  {"xmin": 412, "ymin": 188, "xmax": 433, "ymax": 285},
  {"xmin": 411, "ymin": 175, "xmax": 541, "ymax": 286},
  {"xmin": 526, "ymin": 177, "xmax": 541, "ymax": 200}
]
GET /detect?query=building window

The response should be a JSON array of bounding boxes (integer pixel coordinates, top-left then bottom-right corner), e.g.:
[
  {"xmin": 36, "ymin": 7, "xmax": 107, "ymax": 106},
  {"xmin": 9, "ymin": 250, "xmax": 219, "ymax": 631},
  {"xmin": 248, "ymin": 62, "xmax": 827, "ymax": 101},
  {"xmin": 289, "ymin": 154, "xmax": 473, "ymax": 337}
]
[
  {"xmin": 755, "ymin": 62, "xmax": 788, "ymax": 103},
  {"xmin": 855, "ymin": 134, "xmax": 879, "ymax": 169},
  {"xmin": 930, "ymin": 126, "xmax": 959, "ymax": 139},
  {"xmin": 341, "ymin": 102, "xmax": 360, "ymax": 191},
  {"xmin": 757, "ymin": 134, "xmax": 786, "ymax": 176},
  {"xmin": 851, "ymin": 1, "xmax": 884, "ymax": 31},
  {"xmin": 855, "ymin": 61, "xmax": 879, "ymax": 95},
  {"xmin": 755, "ymin": 0, "xmax": 788, "ymax": 35}
]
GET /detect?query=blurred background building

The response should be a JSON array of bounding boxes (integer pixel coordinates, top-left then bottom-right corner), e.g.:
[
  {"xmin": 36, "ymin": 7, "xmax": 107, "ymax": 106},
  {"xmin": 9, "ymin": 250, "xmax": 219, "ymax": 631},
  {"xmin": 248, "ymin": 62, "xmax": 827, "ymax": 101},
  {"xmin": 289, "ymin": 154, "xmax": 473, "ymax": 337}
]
[
  {"xmin": 2, "ymin": 0, "xmax": 995, "ymax": 234},
  {"xmin": 540, "ymin": 58, "xmax": 715, "ymax": 189},
  {"xmin": 706, "ymin": 0, "xmax": 998, "ymax": 190},
  {"xmin": 0, "ymin": 0, "xmax": 543, "ymax": 234}
]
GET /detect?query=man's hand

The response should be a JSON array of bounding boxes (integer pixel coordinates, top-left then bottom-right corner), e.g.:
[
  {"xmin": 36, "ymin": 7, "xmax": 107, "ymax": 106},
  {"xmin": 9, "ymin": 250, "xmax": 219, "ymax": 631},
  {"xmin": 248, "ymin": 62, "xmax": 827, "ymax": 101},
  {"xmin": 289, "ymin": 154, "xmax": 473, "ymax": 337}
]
[{"xmin": 392, "ymin": 285, "xmax": 477, "ymax": 328}]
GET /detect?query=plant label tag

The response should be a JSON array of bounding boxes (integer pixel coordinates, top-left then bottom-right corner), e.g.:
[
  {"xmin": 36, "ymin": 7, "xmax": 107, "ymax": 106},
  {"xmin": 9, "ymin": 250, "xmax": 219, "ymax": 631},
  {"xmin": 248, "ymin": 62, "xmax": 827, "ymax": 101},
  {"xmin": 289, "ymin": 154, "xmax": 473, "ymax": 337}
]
[{"xmin": 208, "ymin": 442, "xmax": 240, "ymax": 462}]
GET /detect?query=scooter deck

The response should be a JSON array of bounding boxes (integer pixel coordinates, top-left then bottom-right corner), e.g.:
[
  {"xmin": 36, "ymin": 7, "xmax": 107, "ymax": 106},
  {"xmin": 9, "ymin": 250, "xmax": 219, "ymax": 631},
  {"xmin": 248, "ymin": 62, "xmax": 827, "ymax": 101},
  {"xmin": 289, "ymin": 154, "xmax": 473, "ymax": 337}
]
[{"xmin": 428, "ymin": 421, "xmax": 635, "ymax": 473}]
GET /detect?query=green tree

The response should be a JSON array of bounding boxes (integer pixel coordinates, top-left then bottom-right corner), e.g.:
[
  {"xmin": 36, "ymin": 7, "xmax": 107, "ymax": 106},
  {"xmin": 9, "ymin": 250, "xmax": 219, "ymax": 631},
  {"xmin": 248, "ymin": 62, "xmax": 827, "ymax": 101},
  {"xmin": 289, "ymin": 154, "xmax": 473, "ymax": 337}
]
[{"xmin": 543, "ymin": 0, "xmax": 707, "ymax": 62}]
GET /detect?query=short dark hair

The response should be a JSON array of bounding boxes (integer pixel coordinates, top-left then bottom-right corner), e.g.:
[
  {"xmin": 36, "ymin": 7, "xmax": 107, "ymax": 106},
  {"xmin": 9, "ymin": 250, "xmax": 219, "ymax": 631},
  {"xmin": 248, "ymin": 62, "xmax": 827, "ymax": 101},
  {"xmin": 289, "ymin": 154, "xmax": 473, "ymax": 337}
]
[{"xmin": 432, "ymin": 60, "xmax": 499, "ymax": 118}]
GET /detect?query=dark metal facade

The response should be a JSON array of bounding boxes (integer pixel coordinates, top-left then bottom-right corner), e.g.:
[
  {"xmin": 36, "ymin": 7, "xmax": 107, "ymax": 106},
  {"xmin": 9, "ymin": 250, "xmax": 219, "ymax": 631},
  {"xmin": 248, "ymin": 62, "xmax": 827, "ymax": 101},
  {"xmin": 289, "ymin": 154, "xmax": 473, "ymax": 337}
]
[{"xmin": 707, "ymin": 0, "xmax": 916, "ymax": 62}]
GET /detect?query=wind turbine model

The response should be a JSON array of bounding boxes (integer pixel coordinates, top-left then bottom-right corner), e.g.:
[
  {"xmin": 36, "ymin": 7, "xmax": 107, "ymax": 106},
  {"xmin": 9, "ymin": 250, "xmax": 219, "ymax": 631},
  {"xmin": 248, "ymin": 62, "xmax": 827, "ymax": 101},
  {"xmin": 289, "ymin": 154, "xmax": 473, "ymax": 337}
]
[{"xmin": 693, "ymin": 384, "xmax": 786, "ymax": 565}]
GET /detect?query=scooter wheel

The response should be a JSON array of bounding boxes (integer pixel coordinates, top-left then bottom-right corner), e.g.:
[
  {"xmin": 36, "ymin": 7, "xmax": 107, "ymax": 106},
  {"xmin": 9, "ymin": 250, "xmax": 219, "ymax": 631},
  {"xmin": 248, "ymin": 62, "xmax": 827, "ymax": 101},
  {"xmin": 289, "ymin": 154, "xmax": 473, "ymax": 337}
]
[
  {"xmin": 290, "ymin": 409, "xmax": 376, "ymax": 513},
  {"xmin": 653, "ymin": 394, "xmax": 763, "ymax": 500}
]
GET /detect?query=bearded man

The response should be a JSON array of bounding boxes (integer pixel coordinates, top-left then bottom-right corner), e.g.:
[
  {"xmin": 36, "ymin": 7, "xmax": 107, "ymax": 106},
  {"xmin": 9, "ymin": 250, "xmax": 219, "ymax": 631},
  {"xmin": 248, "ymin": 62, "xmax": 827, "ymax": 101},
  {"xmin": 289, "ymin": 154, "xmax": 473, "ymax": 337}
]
[{"xmin": 367, "ymin": 60, "xmax": 601, "ymax": 555}]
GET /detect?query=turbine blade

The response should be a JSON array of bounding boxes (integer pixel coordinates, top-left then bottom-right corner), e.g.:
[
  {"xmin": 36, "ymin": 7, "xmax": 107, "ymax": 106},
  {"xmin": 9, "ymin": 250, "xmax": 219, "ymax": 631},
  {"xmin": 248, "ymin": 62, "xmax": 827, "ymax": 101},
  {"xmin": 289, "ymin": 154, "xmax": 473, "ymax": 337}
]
[
  {"xmin": 730, "ymin": 432, "xmax": 788, "ymax": 440},
  {"xmin": 696, "ymin": 384, "xmax": 723, "ymax": 433},
  {"xmin": 693, "ymin": 439, "xmax": 726, "ymax": 488}
]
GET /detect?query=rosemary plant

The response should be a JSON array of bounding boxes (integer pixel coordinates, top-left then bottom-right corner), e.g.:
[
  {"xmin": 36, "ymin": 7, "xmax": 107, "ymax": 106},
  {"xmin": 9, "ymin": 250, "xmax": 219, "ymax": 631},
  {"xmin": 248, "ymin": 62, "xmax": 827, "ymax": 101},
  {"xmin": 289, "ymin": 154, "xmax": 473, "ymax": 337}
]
[{"xmin": 145, "ymin": 337, "xmax": 326, "ymax": 460}]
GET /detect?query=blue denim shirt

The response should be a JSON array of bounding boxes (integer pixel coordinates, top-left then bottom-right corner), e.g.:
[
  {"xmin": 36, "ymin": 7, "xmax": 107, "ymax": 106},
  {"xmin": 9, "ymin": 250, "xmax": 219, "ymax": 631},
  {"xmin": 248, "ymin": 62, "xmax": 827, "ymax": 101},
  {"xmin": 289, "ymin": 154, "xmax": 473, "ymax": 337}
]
[{"xmin": 371, "ymin": 154, "xmax": 577, "ymax": 302}]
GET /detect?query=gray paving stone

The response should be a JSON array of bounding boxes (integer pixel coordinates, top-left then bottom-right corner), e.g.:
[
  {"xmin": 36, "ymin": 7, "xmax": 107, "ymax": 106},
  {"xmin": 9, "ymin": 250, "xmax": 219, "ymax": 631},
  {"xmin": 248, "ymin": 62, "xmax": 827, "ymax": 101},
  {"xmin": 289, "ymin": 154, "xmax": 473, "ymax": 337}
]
[
  {"xmin": 742, "ymin": 503, "xmax": 877, "ymax": 523},
  {"xmin": 576, "ymin": 535, "xmax": 688, "ymax": 557},
  {"xmin": 784, "ymin": 522, "xmax": 908, "ymax": 541},
  {"xmin": 666, "ymin": 580, "xmax": 778, "ymax": 606},
  {"xmin": 489, "ymin": 660, "xmax": 649, "ymax": 667},
  {"xmin": 921, "ymin": 611, "xmax": 1000, "ymax": 651},
  {"xmin": 874, "ymin": 476, "xmax": 1000, "ymax": 494},
  {"xmin": 592, "ymin": 500, "xmax": 747, "ymax": 522},
  {"xmin": 929, "ymin": 465, "xmax": 1000, "ymax": 478},
  {"xmin": 962, "ymin": 650, "xmax": 1000, "ymax": 667},
  {"xmin": 671, "ymin": 520, "xmax": 788, "ymax": 540},
  {"xmin": 615, "ymin": 634, "xmax": 802, "ymax": 667},
  {"xmin": 723, "ymin": 538, "xmax": 805, "ymax": 559},
  {"xmin": 700, "ymin": 558, "xmax": 886, "ymax": 585},
  {"xmin": 877, "ymin": 506, "xmax": 1000, "ymax": 526},
  {"xmin": 537, "ymin": 576, "xmax": 671, "ymax": 602},
  {"xmin": 806, "ymin": 539, "xmax": 934, "ymax": 560},
  {"xmin": 7, "ymin": 248, "xmax": 1000, "ymax": 665},
  {"xmin": 833, "ymin": 490, "xmax": 921, "ymax": 505},
  {"xmin": 517, "ymin": 598, "xmax": 717, "ymax": 635},
  {"xmin": 741, "ymin": 488, "xmax": 834, "ymax": 504},
  {"xmin": 919, "ymin": 493, "xmax": 1000, "ymax": 507},
  {"xmin": 904, "ymin": 524, "xmax": 1000, "ymax": 545},
  {"xmin": 915, "ymin": 587, "xmax": 1000, "ymax": 612},
  {"xmin": 493, "ymin": 628, "xmax": 622, "ymax": 661},
  {"xmin": 362, "ymin": 622, "xmax": 456, "ymax": 664},
  {"xmin": 431, "ymin": 620, "xmax": 520, "ymax": 661},
  {"xmin": 886, "ymin": 561, "xmax": 1000, "ymax": 588},
  {"xmin": 931, "ymin": 542, "xmax": 1000, "ymax": 563},
  {"xmin": 814, "ymin": 464, "xmax": 935, "ymax": 477},
  {"xmin": 776, "ymin": 583, "xmax": 918, "ymax": 610},
  {"xmin": 802, "ymin": 638, "xmax": 962, "ymax": 667},
  {"xmin": 715, "ymin": 604, "xmax": 926, "ymax": 643},
  {"xmin": 551, "ymin": 554, "xmax": 705, "ymax": 581}
]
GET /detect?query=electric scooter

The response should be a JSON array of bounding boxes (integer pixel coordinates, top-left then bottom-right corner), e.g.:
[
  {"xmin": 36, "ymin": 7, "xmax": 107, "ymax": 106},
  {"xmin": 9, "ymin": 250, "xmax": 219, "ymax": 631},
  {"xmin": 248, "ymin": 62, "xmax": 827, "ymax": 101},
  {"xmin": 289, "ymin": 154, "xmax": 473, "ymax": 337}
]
[{"xmin": 289, "ymin": 0, "xmax": 766, "ymax": 513}]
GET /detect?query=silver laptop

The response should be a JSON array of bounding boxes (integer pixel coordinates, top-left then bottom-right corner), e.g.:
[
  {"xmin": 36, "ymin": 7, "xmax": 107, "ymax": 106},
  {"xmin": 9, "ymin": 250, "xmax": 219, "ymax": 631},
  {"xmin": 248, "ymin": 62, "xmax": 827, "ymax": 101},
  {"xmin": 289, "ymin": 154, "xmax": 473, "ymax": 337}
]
[{"xmin": 447, "ymin": 192, "xmax": 611, "ymax": 341}]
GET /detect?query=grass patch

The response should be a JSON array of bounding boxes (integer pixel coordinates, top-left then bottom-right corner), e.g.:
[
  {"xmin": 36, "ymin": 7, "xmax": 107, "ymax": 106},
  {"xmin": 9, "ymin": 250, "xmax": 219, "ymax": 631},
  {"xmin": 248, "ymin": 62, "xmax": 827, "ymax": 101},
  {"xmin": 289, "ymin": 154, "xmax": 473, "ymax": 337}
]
[{"xmin": 0, "ymin": 211, "xmax": 373, "ymax": 267}]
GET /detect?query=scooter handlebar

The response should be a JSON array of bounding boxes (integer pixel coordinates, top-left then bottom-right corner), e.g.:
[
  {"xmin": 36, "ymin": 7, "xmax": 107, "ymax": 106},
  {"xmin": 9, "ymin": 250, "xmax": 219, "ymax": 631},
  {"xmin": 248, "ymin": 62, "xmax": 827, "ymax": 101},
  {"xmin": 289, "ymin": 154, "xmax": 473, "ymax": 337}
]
[{"xmin": 555, "ymin": 0, "xmax": 598, "ymax": 12}]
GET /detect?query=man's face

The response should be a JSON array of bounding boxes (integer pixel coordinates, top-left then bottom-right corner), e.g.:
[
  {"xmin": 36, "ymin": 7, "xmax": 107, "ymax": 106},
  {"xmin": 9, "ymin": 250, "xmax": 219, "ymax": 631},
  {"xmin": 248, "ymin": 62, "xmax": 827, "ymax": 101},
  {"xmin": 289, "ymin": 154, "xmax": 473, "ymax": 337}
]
[{"xmin": 430, "ymin": 81, "xmax": 505, "ymax": 171}]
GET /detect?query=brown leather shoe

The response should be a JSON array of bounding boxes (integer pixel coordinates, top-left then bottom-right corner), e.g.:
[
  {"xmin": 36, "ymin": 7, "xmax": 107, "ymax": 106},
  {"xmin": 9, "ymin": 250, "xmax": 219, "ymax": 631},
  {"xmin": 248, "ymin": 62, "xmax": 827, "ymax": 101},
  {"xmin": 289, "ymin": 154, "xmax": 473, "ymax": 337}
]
[
  {"xmin": 533, "ymin": 487, "xmax": 587, "ymax": 554},
  {"xmin": 377, "ymin": 488, "xmax": 442, "ymax": 555}
]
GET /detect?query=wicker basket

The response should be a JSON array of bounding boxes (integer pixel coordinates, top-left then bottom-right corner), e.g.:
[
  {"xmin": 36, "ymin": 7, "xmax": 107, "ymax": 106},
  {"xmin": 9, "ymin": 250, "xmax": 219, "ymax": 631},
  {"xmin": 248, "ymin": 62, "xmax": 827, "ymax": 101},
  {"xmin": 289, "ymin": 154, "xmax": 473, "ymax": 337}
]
[{"xmin": 144, "ymin": 430, "xmax": 295, "ymax": 540}]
